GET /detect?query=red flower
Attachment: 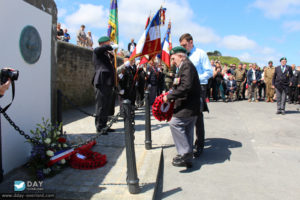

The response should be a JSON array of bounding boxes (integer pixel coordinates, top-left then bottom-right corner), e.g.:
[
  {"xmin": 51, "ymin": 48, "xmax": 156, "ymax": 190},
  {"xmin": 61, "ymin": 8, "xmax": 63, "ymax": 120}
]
[{"xmin": 58, "ymin": 137, "xmax": 66, "ymax": 143}]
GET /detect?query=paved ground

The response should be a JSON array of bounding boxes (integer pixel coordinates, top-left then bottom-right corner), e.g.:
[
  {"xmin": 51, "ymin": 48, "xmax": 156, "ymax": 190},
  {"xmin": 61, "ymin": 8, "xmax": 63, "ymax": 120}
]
[
  {"xmin": 1, "ymin": 100, "xmax": 299, "ymax": 200},
  {"xmin": 156, "ymin": 100, "xmax": 300, "ymax": 200},
  {"xmin": 0, "ymin": 104, "xmax": 170, "ymax": 200}
]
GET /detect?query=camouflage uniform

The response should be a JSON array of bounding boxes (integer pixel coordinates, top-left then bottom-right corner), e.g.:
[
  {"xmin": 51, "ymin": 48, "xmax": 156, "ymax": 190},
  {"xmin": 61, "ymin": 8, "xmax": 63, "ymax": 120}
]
[
  {"xmin": 264, "ymin": 66, "xmax": 275, "ymax": 101},
  {"xmin": 234, "ymin": 68, "xmax": 246, "ymax": 100}
]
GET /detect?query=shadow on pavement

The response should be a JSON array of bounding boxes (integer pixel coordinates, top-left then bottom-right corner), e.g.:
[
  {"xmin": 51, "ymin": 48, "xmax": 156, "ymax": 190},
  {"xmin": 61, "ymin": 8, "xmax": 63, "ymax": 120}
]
[
  {"xmin": 161, "ymin": 187, "xmax": 182, "ymax": 199},
  {"xmin": 285, "ymin": 110, "xmax": 300, "ymax": 114},
  {"xmin": 180, "ymin": 137, "xmax": 242, "ymax": 173},
  {"xmin": 62, "ymin": 105, "xmax": 95, "ymax": 125}
]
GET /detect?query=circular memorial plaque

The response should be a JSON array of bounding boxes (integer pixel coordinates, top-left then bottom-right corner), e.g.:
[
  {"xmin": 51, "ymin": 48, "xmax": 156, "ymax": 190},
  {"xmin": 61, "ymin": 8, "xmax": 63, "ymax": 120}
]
[{"xmin": 19, "ymin": 25, "xmax": 42, "ymax": 64}]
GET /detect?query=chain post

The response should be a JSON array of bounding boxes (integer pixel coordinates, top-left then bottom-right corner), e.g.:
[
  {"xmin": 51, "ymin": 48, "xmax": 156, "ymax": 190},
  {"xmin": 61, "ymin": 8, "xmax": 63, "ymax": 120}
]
[
  {"xmin": 123, "ymin": 99, "xmax": 139, "ymax": 194},
  {"xmin": 144, "ymin": 90, "xmax": 152, "ymax": 150}
]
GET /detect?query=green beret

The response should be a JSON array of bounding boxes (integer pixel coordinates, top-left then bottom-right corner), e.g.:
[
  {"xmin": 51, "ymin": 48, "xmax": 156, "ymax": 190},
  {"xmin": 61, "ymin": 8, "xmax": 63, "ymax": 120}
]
[
  {"xmin": 280, "ymin": 57, "xmax": 287, "ymax": 62},
  {"xmin": 268, "ymin": 60, "xmax": 273, "ymax": 64},
  {"xmin": 170, "ymin": 46, "xmax": 187, "ymax": 55},
  {"xmin": 98, "ymin": 36, "xmax": 110, "ymax": 43}
]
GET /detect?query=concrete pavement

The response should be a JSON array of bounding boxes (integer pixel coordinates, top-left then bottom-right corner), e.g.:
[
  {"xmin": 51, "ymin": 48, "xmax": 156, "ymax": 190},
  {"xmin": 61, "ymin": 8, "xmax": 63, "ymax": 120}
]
[
  {"xmin": 0, "ymin": 100, "xmax": 299, "ymax": 200},
  {"xmin": 157, "ymin": 101, "xmax": 300, "ymax": 200},
  {"xmin": 0, "ymin": 104, "xmax": 171, "ymax": 200}
]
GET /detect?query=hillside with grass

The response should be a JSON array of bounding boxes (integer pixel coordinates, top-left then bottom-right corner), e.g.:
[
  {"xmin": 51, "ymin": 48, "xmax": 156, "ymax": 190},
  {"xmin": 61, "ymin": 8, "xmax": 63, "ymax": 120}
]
[{"xmin": 208, "ymin": 51, "xmax": 252, "ymax": 66}]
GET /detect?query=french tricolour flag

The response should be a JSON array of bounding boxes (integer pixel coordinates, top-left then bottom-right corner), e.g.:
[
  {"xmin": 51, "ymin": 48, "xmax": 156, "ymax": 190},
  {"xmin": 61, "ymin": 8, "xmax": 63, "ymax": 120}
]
[
  {"xmin": 161, "ymin": 22, "xmax": 172, "ymax": 67},
  {"xmin": 47, "ymin": 140, "xmax": 97, "ymax": 166},
  {"xmin": 130, "ymin": 8, "xmax": 164, "ymax": 60}
]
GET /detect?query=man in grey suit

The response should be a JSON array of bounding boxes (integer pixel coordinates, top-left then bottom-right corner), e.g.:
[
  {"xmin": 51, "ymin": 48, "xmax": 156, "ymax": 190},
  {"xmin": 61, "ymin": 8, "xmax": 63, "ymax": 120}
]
[
  {"xmin": 272, "ymin": 57, "xmax": 293, "ymax": 115},
  {"xmin": 163, "ymin": 46, "xmax": 201, "ymax": 168}
]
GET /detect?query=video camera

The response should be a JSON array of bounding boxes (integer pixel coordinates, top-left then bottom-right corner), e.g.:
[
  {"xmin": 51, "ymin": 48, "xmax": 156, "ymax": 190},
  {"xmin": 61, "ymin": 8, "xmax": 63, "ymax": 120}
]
[{"xmin": 0, "ymin": 68, "xmax": 19, "ymax": 84}]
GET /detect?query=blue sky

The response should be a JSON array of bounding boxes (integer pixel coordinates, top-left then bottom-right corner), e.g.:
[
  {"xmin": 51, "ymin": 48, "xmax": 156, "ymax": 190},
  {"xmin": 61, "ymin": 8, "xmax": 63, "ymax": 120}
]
[{"xmin": 55, "ymin": 0, "xmax": 300, "ymax": 67}]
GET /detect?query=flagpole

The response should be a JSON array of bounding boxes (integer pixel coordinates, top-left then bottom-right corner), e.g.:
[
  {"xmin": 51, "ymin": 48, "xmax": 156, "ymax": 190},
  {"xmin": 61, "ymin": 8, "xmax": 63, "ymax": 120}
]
[{"xmin": 114, "ymin": 49, "xmax": 118, "ymax": 87}]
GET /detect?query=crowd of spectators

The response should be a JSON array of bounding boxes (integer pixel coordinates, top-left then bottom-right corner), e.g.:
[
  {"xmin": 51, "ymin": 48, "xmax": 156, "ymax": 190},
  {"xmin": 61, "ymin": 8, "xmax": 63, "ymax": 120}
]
[
  {"xmin": 56, "ymin": 23, "xmax": 93, "ymax": 49},
  {"xmin": 207, "ymin": 60, "xmax": 300, "ymax": 104},
  {"xmin": 117, "ymin": 56, "xmax": 300, "ymax": 108}
]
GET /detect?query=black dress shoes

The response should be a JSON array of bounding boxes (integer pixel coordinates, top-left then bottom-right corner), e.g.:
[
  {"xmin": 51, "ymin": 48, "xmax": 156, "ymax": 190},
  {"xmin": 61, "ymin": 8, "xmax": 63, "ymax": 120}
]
[
  {"xmin": 172, "ymin": 158, "xmax": 192, "ymax": 168},
  {"xmin": 276, "ymin": 110, "xmax": 281, "ymax": 114},
  {"xmin": 193, "ymin": 148, "xmax": 203, "ymax": 158},
  {"xmin": 171, "ymin": 153, "xmax": 193, "ymax": 168},
  {"xmin": 107, "ymin": 128, "xmax": 115, "ymax": 132},
  {"xmin": 172, "ymin": 155, "xmax": 181, "ymax": 162}
]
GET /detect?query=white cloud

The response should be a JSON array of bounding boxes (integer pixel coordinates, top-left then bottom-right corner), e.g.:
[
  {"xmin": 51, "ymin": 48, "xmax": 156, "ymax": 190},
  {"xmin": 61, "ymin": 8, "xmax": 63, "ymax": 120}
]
[
  {"xmin": 251, "ymin": 0, "xmax": 300, "ymax": 19},
  {"xmin": 61, "ymin": 4, "xmax": 109, "ymax": 45},
  {"xmin": 220, "ymin": 35, "xmax": 257, "ymax": 50},
  {"xmin": 65, "ymin": 4, "xmax": 108, "ymax": 29},
  {"xmin": 59, "ymin": 0, "xmax": 220, "ymax": 46},
  {"xmin": 57, "ymin": 8, "xmax": 67, "ymax": 18},
  {"xmin": 283, "ymin": 20, "xmax": 300, "ymax": 32},
  {"xmin": 237, "ymin": 48, "xmax": 281, "ymax": 67},
  {"xmin": 118, "ymin": 0, "xmax": 220, "ymax": 44},
  {"xmin": 238, "ymin": 52, "xmax": 252, "ymax": 62}
]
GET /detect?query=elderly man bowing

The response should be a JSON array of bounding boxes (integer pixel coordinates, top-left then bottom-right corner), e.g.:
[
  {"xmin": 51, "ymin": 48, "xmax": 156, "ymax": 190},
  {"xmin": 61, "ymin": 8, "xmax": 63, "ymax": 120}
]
[{"xmin": 163, "ymin": 46, "xmax": 201, "ymax": 168}]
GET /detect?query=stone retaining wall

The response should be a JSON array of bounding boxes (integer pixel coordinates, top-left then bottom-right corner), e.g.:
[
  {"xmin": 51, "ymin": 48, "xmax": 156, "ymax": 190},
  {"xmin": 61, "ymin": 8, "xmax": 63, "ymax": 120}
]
[{"xmin": 56, "ymin": 41, "xmax": 94, "ymax": 110}]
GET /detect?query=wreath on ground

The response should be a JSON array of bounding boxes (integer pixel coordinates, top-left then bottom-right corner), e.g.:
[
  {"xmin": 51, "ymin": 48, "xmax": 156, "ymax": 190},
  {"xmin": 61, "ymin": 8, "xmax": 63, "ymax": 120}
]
[{"xmin": 27, "ymin": 119, "xmax": 107, "ymax": 180}]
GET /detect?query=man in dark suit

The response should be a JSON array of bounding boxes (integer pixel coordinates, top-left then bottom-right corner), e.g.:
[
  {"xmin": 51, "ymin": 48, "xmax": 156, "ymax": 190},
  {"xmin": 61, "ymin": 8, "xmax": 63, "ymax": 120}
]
[
  {"xmin": 272, "ymin": 57, "xmax": 293, "ymax": 115},
  {"xmin": 163, "ymin": 46, "xmax": 201, "ymax": 168},
  {"xmin": 127, "ymin": 38, "xmax": 136, "ymax": 54},
  {"xmin": 289, "ymin": 64, "xmax": 298, "ymax": 104},
  {"xmin": 247, "ymin": 63, "xmax": 261, "ymax": 102},
  {"xmin": 92, "ymin": 36, "xmax": 116, "ymax": 133}
]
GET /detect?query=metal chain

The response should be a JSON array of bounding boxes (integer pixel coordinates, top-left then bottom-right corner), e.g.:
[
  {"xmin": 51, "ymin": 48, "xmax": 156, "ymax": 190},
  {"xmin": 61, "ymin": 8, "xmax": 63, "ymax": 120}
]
[
  {"xmin": 0, "ymin": 108, "xmax": 42, "ymax": 145},
  {"xmin": 60, "ymin": 92, "xmax": 96, "ymax": 117},
  {"xmin": 0, "ymin": 106, "xmax": 120, "ymax": 149},
  {"xmin": 70, "ymin": 112, "xmax": 120, "ymax": 149}
]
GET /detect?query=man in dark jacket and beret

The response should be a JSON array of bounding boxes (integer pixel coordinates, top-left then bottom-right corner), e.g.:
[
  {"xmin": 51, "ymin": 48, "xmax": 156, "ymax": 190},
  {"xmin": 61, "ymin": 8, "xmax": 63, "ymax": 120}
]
[
  {"xmin": 92, "ymin": 36, "xmax": 117, "ymax": 133},
  {"xmin": 272, "ymin": 57, "xmax": 293, "ymax": 114},
  {"xmin": 163, "ymin": 46, "xmax": 201, "ymax": 168}
]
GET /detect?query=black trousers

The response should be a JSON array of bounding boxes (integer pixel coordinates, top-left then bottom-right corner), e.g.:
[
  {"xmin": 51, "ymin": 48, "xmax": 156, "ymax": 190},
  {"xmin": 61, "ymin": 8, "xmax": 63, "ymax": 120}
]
[
  {"xmin": 258, "ymin": 82, "xmax": 266, "ymax": 99},
  {"xmin": 149, "ymin": 85, "xmax": 157, "ymax": 105},
  {"xmin": 135, "ymin": 86, "xmax": 144, "ymax": 107},
  {"xmin": 289, "ymin": 86, "xmax": 297, "ymax": 102},
  {"xmin": 95, "ymin": 85, "xmax": 113, "ymax": 131},
  {"xmin": 195, "ymin": 84, "xmax": 206, "ymax": 150}
]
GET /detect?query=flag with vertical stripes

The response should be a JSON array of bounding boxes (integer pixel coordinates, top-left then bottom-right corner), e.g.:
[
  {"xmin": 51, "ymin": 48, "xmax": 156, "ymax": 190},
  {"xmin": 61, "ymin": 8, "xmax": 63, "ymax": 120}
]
[
  {"xmin": 129, "ymin": 8, "xmax": 165, "ymax": 60},
  {"xmin": 161, "ymin": 22, "xmax": 172, "ymax": 67},
  {"xmin": 107, "ymin": 0, "xmax": 118, "ymax": 44}
]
